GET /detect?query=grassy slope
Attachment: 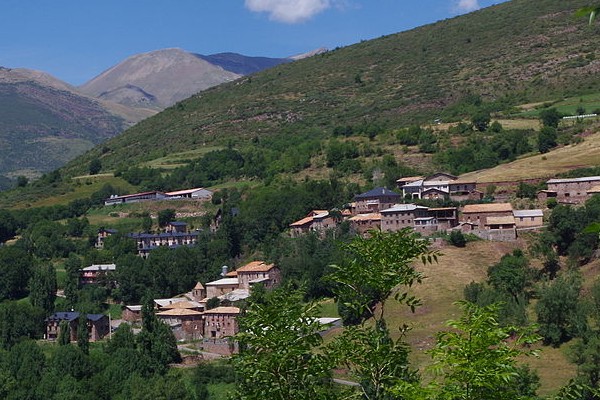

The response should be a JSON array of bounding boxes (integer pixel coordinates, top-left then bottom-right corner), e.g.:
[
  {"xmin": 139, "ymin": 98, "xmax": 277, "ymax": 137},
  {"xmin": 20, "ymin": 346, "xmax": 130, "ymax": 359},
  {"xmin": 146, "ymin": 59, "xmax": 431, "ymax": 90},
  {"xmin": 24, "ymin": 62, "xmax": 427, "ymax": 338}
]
[
  {"xmin": 64, "ymin": 0, "xmax": 599, "ymax": 174},
  {"xmin": 396, "ymin": 241, "xmax": 574, "ymax": 396},
  {"xmin": 460, "ymin": 129, "xmax": 600, "ymax": 182}
]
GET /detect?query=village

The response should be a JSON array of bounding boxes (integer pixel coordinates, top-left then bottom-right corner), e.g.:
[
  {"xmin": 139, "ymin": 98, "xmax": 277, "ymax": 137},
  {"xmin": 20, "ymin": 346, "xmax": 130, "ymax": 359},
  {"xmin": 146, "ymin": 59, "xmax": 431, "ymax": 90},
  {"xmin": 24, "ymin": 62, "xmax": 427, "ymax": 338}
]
[{"xmin": 42, "ymin": 171, "xmax": 600, "ymax": 357}]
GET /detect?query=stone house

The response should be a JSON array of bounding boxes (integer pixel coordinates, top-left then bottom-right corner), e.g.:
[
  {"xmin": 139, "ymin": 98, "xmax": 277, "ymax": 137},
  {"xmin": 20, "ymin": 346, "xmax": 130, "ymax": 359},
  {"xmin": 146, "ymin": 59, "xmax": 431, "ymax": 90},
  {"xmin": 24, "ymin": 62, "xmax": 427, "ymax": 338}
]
[
  {"xmin": 157, "ymin": 308, "xmax": 204, "ymax": 340},
  {"xmin": 236, "ymin": 261, "xmax": 281, "ymax": 291},
  {"xmin": 79, "ymin": 263, "xmax": 116, "ymax": 286},
  {"xmin": 542, "ymin": 176, "xmax": 600, "ymax": 204},
  {"xmin": 461, "ymin": 203, "xmax": 514, "ymax": 229},
  {"xmin": 483, "ymin": 216, "xmax": 517, "ymax": 241},
  {"xmin": 46, "ymin": 312, "xmax": 109, "ymax": 342},
  {"xmin": 513, "ymin": 209, "xmax": 544, "ymax": 229},
  {"xmin": 348, "ymin": 213, "xmax": 381, "ymax": 236},
  {"xmin": 354, "ymin": 188, "xmax": 402, "ymax": 214},
  {"xmin": 289, "ymin": 210, "xmax": 335, "ymax": 237},
  {"xmin": 202, "ymin": 306, "xmax": 240, "ymax": 355},
  {"xmin": 380, "ymin": 204, "xmax": 430, "ymax": 233}
]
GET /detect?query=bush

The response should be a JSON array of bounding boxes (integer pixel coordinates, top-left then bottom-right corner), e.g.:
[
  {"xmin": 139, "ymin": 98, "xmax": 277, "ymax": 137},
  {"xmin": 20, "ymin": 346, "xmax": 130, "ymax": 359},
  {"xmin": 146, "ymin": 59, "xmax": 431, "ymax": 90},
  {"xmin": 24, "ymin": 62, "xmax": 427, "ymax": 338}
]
[{"xmin": 449, "ymin": 230, "xmax": 467, "ymax": 247}]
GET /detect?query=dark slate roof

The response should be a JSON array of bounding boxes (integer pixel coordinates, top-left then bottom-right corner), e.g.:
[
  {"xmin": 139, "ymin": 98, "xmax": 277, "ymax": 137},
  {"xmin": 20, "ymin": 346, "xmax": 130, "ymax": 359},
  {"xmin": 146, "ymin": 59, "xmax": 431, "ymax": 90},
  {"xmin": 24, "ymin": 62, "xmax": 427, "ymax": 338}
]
[
  {"xmin": 355, "ymin": 187, "xmax": 401, "ymax": 199},
  {"xmin": 169, "ymin": 221, "xmax": 187, "ymax": 226},
  {"xmin": 99, "ymin": 228, "xmax": 118, "ymax": 234},
  {"xmin": 46, "ymin": 312, "xmax": 106, "ymax": 322},
  {"xmin": 127, "ymin": 232, "xmax": 199, "ymax": 239},
  {"xmin": 47, "ymin": 312, "xmax": 79, "ymax": 322}
]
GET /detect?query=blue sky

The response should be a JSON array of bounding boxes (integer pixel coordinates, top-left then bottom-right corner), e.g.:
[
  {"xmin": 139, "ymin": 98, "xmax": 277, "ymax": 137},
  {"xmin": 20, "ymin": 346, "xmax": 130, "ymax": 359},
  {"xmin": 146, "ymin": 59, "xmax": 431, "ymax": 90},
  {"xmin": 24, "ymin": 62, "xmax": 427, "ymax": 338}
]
[{"xmin": 0, "ymin": 0, "xmax": 507, "ymax": 85}]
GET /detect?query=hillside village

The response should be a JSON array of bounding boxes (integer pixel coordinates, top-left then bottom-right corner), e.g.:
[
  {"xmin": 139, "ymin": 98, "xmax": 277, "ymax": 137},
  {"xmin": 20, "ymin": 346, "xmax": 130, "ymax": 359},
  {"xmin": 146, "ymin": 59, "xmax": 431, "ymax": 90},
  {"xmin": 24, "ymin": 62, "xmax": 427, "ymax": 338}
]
[{"xmin": 4, "ymin": 1, "xmax": 600, "ymax": 399}]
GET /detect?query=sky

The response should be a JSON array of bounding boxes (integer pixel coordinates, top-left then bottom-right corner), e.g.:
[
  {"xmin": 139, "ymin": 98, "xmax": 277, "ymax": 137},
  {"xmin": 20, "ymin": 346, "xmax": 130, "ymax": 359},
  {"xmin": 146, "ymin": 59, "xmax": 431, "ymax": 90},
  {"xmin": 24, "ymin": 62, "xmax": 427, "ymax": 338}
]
[{"xmin": 0, "ymin": 0, "xmax": 508, "ymax": 85}]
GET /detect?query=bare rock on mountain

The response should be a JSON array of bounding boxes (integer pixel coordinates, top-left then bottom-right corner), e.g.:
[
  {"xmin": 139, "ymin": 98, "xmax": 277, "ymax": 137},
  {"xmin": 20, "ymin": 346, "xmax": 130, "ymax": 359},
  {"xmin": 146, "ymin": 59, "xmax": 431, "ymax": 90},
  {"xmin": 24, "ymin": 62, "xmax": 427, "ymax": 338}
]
[{"xmin": 80, "ymin": 48, "xmax": 242, "ymax": 109}]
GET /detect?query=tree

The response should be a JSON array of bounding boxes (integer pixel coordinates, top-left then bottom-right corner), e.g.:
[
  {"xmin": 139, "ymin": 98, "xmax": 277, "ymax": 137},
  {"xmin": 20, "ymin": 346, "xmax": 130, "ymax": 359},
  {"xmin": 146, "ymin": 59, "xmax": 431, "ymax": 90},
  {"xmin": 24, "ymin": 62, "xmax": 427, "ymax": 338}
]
[
  {"xmin": 471, "ymin": 110, "xmax": 491, "ymax": 132},
  {"xmin": 427, "ymin": 301, "xmax": 540, "ymax": 400},
  {"xmin": 540, "ymin": 108, "xmax": 562, "ymax": 128},
  {"xmin": 88, "ymin": 158, "xmax": 102, "ymax": 175},
  {"xmin": 29, "ymin": 264, "xmax": 57, "ymax": 316},
  {"xmin": 141, "ymin": 215, "xmax": 153, "ymax": 232},
  {"xmin": 326, "ymin": 230, "xmax": 437, "ymax": 398},
  {"xmin": 234, "ymin": 287, "xmax": 336, "ymax": 400},
  {"xmin": 158, "ymin": 209, "xmax": 176, "ymax": 228},
  {"xmin": 487, "ymin": 249, "xmax": 533, "ymax": 304},
  {"xmin": 15, "ymin": 176, "xmax": 28, "ymax": 188},
  {"xmin": 0, "ymin": 245, "xmax": 33, "ymax": 300},
  {"xmin": 448, "ymin": 230, "xmax": 466, "ymax": 247},
  {"xmin": 536, "ymin": 271, "xmax": 588, "ymax": 346},
  {"xmin": 58, "ymin": 320, "xmax": 71, "ymax": 346},
  {"xmin": 538, "ymin": 126, "xmax": 558, "ymax": 154},
  {"xmin": 77, "ymin": 313, "xmax": 89, "ymax": 354}
]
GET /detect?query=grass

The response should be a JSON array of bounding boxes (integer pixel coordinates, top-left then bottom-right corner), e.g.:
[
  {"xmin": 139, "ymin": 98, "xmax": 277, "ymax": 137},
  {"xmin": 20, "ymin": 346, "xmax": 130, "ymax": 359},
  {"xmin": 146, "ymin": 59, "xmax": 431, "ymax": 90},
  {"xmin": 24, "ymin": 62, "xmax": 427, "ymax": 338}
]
[
  {"xmin": 140, "ymin": 146, "xmax": 224, "ymax": 169},
  {"xmin": 207, "ymin": 383, "xmax": 236, "ymax": 400},
  {"xmin": 318, "ymin": 298, "xmax": 341, "ymax": 318},
  {"xmin": 378, "ymin": 240, "xmax": 575, "ymax": 395},
  {"xmin": 460, "ymin": 131, "xmax": 600, "ymax": 183}
]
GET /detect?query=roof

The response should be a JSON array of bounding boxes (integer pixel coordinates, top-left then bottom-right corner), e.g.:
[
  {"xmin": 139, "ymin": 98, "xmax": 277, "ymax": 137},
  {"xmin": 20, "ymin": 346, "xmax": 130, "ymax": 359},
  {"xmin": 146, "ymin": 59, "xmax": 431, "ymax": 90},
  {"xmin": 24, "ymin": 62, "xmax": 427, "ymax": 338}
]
[
  {"xmin": 81, "ymin": 264, "xmax": 116, "ymax": 272},
  {"xmin": 168, "ymin": 221, "xmax": 188, "ymax": 226},
  {"xmin": 165, "ymin": 187, "xmax": 210, "ymax": 196},
  {"xmin": 205, "ymin": 278, "xmax": 239, "ymax": 286},
  {"xmin": 429, "ymin": 207, "xmax": 458, "ymax": 211},
  {"xmin": 162, "ymin": 300, "xmax": 202, "ymax": 309},
  {"xmin": 125, "ymin": 305, "xmax": 142, "ymax": 312},
  {"xmin": 485, "ymin": 216, "xmax": 516, "ymax": 225},
  {"xmin": 237, "ymin": 261, "xmax": 276, "ymax": 273},
  {"xmin": 422, "ymin": 187, "xmax": 449, "ymax": 194},
  {"xmin": 225, "ymin": 270, "xmax": 238, "ymax": 277},
  {"xmin": 426, "ymin": 172, "xmax": 458, "ymax": 181},
  {"xmin": 154, "ymin": 298, "xmax": 188, "ymax": 308},
  {"xmin": 349, "ymin": 213, "xmax": 381, "ymax": 221},
  {"xmin": 450, "ymin": 180, "xmax": 477, "ymax": 185},
  {"xmin": 47, "ymin": 312, "xmax": 106, "ymax": 322},
  {"xmin": 414, "ymin": 217, "xmax": 435, "ymax": 221},
  {"xmin": 462, "ymin": 203, "xmax": 513, "ymax": 213},
  {"xmin": 402, "ymin": 179, "xmax": 425, "ymax": 188},
  {"xmin": 107, "ymin": 191, "xmax": 165, "ymax": 200},
  {"xmin": 396, "ymin": 176, "xmax": 424, "ymax": 184},
  {"xmin": 193, "ymin": 282, "xmax": 204, "ymax": 290},
  {"xmin": 381, "ymin": 204, "xmax": 427, "ymax": 213},
  {"xmin": 218, "ymin": 289, "xmax": 250, "ymax": 302},
  {"xmin": 355, "ymin": 187, "xmax": 401, "ymax": 199},
  {"xmin": 203, "ymin": 306, "xmax": 240, "ymax": 315},
  {"xmin": 290, "ymin": 215, "xmax": 314, "ymax": 227},
  {"xmin": 513, "ymin": 209, "xmax": 544, "ymax": 218},
  {"xmin": 157, "ymin": 308, "xmax": 203, "ymax": 317},
  {"xmin": 547, "ymin": 176, "xmax": 600, "ymax": 184}
]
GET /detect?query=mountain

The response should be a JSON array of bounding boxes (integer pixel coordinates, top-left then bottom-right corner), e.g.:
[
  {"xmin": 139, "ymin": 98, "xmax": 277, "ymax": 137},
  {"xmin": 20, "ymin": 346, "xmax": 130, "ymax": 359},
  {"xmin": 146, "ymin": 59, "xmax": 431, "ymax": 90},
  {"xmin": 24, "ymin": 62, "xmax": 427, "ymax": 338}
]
[
  {"xmin": 196, "ymin": 52, "xmax": 291, "ymax": 75},
  {"xmin": 79, "ymin": 48, "xmax": 242, "ymax": 109},
  {"xmin": 68, "ymin": 0, "xmax": 599, "ymax": 173},
  {"xmin": 0, "ymin": 67, "xmax": 138, "ymax": 179}
]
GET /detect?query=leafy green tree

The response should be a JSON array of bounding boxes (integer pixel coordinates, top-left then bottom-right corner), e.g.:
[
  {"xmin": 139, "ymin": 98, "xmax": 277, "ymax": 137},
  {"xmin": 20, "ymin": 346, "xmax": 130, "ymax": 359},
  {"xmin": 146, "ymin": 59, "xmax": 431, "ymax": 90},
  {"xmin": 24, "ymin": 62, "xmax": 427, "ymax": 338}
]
[
  {"xmin": 448, "ymin": 230, "xmax": 466, "ymax": 247},
  {"xmin": 88, "ymin": 158, "xmax": 102, "ymax": 175},
  {"xmin": 538, "ymin": 126, "xmax": 558, "ymax": 154},
  {"xmin": 4, "ymin": 340, "xmax": 46, "ymax": 400},
  {"xmin": 536, "ymin": 271, "xmax": 588, "ymax": 346},
  {"xmin": 540, "ymin": 108, "xmax": 562, "ymax": 128},
  {"xmin": 471, "ymin": 110, "xmax": 491, "ymax": 132},
  {"xmin": 0, "ymin": 301, "xmax": 45, "ymax": 349},
  {"xmin": 234, "ymin": 286, "xmax": 336, "ymax": 400},
  {"xmin": 58, "ymin": 320, "xmax": 71, "ymax": 346},
  {"xmin": 15, "ymin": 175, "xmax": 28, "ymax": 188},
  {"xmin": 327, "ymin": 230, "xmax": 437, "ymax": 398},
  {"xmin": 77, "ymin": 314, "xmax": 89, "ymax": 354},
  {"xmin": 29, "ymin": 264, "xmax": 57, "ymax": 316},
  {"xmin": 427, "ymin": 301, "xmax": 540, "ymax": 400},
  {"xmin": 63, "ymin": 254, "xmax": 81, "ymax": 307},
  {"xmin": 487, "ymin": 249, "xmax": 533, "ymax": 304},
  {"xmin": 141, "ymin": 215, "xmax": 153, "ymax": 232},
  {"xmin": 158, "ymin": 209, "xmax": 176, "ymax": 228},
  {"xmin": 0, "ymin": 245, "xmax": 33, "ymax": 300}
]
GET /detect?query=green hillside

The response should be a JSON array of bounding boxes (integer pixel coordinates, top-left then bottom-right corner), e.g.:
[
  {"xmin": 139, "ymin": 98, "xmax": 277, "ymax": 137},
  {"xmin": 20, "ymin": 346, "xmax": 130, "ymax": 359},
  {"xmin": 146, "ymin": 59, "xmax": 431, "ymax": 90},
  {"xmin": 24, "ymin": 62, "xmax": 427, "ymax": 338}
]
[{"xmin": 67, "ymin": 0, "xmax": 600, "ymax": 174}]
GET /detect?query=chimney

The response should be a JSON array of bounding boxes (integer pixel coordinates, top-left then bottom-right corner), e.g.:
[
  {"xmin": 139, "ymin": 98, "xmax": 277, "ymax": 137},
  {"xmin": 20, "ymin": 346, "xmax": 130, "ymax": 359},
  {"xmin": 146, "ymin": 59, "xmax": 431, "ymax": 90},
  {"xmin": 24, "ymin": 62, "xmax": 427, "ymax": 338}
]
[{"xmin": 221, "ymin": 265, "xmax": 228, "ymax": 277}]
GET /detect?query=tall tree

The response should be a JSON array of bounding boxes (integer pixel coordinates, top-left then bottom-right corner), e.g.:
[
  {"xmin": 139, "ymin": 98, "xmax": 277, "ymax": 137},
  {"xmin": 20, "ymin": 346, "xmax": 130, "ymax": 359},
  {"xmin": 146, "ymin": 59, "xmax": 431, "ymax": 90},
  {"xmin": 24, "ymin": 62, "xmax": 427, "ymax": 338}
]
[
  {"xmin": 29, "ymin": 264, "xmax": 57, "ymax": 316},
  {"xmin": 427, "ymin": 301, "xmax": 540, "ymax": 400},
  {"xmin": 234, "ymin": 286, "xmax": 336, "ymax": 400},
  {"xmin": 77, "ymin": 313, "xmax": 89, "ymax": 355},
  {"xmin": 327, "ymin": 229, "xmax": 437, "ymax": 399}
]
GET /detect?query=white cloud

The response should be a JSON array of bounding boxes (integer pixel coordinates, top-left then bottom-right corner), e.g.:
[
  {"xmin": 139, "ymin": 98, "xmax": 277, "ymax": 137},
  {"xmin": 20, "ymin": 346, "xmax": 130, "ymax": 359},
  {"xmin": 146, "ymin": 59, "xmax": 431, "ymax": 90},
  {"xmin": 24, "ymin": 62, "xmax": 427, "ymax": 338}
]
[
  {"xmin": 455, "ymin": 0, "xmax": 480, "ymax": 13},
  {"xmin": 245, "ymin": 0, "xmax": 331, "ymax": 24}
]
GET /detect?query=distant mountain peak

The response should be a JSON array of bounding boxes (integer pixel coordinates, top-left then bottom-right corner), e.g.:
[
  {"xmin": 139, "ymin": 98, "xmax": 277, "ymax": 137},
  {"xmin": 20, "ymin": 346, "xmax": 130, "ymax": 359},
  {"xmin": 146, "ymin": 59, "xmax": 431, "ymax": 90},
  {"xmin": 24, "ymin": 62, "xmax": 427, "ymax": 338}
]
[{"xmin": 288, "ymin": 47, "xmax": 328, "ymax": 60}]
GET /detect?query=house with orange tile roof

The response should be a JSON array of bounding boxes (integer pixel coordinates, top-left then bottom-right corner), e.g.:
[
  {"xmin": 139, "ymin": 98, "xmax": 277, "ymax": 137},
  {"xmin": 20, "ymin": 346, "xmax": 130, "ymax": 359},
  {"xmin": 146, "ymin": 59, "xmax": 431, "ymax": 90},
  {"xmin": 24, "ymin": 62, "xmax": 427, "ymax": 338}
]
[
  {"xmin": 348, "ymin": 212, "xmax": 381, "ymax": 236},
  {"xmin": 236, "ymin": 261, "xmax": 281, "ymax": 290},
  {"xmin": 289, "ymin": 210, "xmax": 335, "ymax": 237}
]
